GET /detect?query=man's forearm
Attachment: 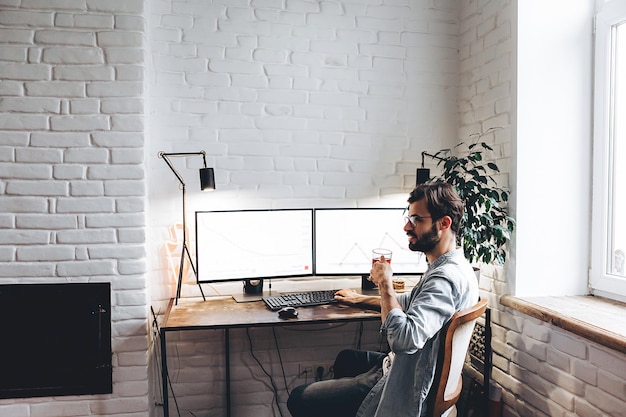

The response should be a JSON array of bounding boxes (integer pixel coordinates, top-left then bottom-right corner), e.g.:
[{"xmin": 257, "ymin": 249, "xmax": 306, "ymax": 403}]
[
  {"xmin": 355, "ymin": 294, "xmax": 382, "ymax": 311},
  {"xmin": 377, "ymin": 281, "xmax": 402, "ymax": 321}
]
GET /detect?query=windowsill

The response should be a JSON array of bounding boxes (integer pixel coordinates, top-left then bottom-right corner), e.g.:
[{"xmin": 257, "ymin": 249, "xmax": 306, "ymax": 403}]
[{"xmin": 500, "ymin": 294, "xmax": 626, "ymax": 354}]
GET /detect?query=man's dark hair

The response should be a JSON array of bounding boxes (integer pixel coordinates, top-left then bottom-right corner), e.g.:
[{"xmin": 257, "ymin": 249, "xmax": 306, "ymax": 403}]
[{"xmin": 408, "ymin": 182, "xmax": 464, "ymax": 235}]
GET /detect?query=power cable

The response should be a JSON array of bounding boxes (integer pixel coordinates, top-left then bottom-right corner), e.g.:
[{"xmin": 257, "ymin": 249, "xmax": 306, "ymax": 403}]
[
  {"xmin": 246, "ymin": 328, "xmax": 284, "ymax": 417},
  {"xmin": 272, "ymin": 327, "xmax": 291, "ymax": 396}
]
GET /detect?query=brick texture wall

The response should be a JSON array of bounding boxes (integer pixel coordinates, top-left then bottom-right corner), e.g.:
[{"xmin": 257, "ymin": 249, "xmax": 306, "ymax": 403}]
[{"xmin": 0, "ymin": 1, "xmax": 149, "ymax": 416}]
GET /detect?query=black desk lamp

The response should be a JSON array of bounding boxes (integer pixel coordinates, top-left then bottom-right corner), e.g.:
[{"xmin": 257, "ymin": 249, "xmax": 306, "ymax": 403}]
[
  {"xmin": 158, "ymin": 151, "xmax": 215, "ymax": 304},
  {"xmin": 416, "ymin": 151, "xmax": 446, "ymax": 185}
]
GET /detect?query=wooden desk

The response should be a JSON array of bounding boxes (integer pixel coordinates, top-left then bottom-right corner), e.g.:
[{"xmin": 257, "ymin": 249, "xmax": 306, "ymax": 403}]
[{"xmin": 160, "ymin": 296, "xmax": 381, "ymax": 417}]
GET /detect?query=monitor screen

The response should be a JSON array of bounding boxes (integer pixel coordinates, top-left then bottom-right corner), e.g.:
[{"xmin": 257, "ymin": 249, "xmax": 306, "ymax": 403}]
[
  {"xmin": 195, "ymin": 209, "xmax": 314, "ymax": 283},
  {"xmin": 314, "ymin": 208, "xmax": 427, "ymax": 275}
]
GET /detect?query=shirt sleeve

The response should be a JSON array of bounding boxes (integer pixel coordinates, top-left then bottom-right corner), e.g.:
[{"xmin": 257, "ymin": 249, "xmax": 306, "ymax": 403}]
[{"xmin": 381, "ymin": 275, "xmax": 458, "ymax": 354}]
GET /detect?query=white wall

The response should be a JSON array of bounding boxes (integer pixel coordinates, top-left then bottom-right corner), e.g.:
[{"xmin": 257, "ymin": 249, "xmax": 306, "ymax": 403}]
[
  {"xmin": 0, "ymin": 1, "xmax": 150, "ymax": 416},
  {"xmin": 513, "ymin": 0, "xmax": 593, "ymax": 296}
]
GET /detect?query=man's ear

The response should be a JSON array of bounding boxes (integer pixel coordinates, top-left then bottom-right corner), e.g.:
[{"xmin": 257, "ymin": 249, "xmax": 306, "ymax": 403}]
[{"xmin": 440, "ymin": 216, "xmax": 452, "ymax": 230}]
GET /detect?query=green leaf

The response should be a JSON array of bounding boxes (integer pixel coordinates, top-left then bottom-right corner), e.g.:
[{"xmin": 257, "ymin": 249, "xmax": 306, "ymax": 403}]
[{"xmin": 481, "ymin": 142, "xmax": 494, "ymax": 151}]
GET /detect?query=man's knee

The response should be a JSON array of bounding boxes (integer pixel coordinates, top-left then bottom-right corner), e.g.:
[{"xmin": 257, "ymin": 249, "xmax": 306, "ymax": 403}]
[
  {"xmin": 333, "ymin": 349, "xmax": 364, "ymax": 378},
  {"xmin": 333, "ymin": 349, "xmax": 384, "ymax": 379},
  {"xmin": 287, "ymin": 384, "xmax": 307, "ymax": 417}
]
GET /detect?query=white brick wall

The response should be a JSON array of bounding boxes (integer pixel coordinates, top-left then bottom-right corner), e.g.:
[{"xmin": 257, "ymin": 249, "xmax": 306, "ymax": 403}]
[
  {"xmin": 491, "ymin": 306, "xmax": 626, "ymax": 417},
  {"xmin": 147, "ymin": 0, "xmax": 460, "ymax": 200},
  {"xmin": 147, "ymin": 0, "xmax": 461, "ymax": 306},
  {"xmin": 0, "ymin": 1, "xmax": 149, "ymax": 417}
]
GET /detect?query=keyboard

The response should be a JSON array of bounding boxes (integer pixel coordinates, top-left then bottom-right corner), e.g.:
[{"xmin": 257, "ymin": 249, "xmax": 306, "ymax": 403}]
[{"xmin": 262, "ymin": 289, "xmax": 338, "ymax": 311}]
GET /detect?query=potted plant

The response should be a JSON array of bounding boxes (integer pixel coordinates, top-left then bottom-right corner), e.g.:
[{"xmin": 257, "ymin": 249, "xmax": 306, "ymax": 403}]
[{"xmin": 423, "ymin": 135, "xmax": 516, "ymax": 265}]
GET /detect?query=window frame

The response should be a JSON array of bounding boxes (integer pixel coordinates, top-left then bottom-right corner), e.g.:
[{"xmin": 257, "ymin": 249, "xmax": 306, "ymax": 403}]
[{"xmin": 590, "ymin": 0, "xmax": 626, "ymax": 302}]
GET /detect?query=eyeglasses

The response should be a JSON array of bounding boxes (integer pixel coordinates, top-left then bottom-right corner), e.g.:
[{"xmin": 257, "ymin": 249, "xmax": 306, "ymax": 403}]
[{"xmin": 404, "ymin": 214, "xmax": 432, "ymax": 226}]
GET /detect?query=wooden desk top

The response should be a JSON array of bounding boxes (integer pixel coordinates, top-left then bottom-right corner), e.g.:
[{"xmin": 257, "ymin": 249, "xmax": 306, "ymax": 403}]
[{"xmin": 162, "ymin": 296, "xmax": 381, "ymax": 331}]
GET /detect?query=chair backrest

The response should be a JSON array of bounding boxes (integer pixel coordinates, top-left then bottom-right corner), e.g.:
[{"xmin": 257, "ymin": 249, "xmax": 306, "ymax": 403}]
[{"xmin": 428, "ymin": 298, "xmax": 488, "ymax": 417}]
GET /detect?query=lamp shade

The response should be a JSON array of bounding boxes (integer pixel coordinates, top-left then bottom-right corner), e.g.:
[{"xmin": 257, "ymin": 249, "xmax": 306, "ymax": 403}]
[
  {"xmin": 416, "ymin": 168, "xmax": 430, "ymax": 185},
  {"xmin": 199, "ymin": 167, "xmax": 215, "ymax": 190}
]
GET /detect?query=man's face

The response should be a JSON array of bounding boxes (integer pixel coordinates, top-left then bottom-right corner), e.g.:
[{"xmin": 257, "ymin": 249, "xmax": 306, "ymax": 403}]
[{"xmin": 404, "ymin": 199, "xmax": 440, "ymax": 253}]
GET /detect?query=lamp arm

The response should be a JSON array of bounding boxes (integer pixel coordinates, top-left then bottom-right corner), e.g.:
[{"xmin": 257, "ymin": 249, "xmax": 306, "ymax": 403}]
[
  {"xmin": 421, "ymin": 151, "xmax": 446, "ymax": 167},
  {"xmin": 158, "ymin": 151, "xmax": 208, "ymax": 186},
  {"xmin": 159, "ymin": 151, "xmax": 206, "ymax": 161}
]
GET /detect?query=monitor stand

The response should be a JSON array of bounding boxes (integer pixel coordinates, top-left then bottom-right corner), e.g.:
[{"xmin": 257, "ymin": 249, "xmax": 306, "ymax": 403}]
[
  {"xmin": 232, "ymin": 291, "xmax": 273, "ymax": 303},
  {"xmin": 361, "ymin": 275, "xmax": 378, "ymax": 291},
  {"xmin": 232, "ymin": 279, "xmax": 267, "ymax": 303}
]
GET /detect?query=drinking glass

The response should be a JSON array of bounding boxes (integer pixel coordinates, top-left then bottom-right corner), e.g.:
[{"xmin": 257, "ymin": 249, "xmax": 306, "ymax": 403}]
[{"xmin": 371, "ymin": 248, "xmax": 392, "ymax": 265}]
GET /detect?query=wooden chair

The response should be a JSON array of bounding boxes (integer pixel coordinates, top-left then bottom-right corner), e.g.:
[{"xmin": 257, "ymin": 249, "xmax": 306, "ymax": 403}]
[{"xmin": 427, "ymin": 298, "xmax": 488, "ymax": 417}]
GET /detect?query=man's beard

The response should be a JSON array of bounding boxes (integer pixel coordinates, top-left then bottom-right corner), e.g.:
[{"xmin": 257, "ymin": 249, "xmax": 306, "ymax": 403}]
[{"xmin": 408, "ymin": 222, "xmax": 439, "ymax": 253}]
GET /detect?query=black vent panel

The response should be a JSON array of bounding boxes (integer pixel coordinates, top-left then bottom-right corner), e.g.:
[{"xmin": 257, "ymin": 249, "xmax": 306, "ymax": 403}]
[{"xmin": 0, "ymin": 283, "xmax": 112, "ymax": 399}]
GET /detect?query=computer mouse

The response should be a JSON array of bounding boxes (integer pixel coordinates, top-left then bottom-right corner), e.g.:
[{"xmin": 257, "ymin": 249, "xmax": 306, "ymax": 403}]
[{"xmin": 278, "ymin": 306, "xmax": 298, "ymax": 319}]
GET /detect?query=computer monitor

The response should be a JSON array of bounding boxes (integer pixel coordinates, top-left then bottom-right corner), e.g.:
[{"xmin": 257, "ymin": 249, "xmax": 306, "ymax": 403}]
[
  {"xmin": 314, "ymin": 208, "xmax": 427, "ymax": 275},
  {"xmin": 195, "ymin": 209, "xmax": 314, "ymax": 284}
]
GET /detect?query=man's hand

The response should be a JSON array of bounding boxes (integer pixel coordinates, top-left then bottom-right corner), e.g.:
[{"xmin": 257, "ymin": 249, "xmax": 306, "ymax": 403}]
[
  {"xmin": 370, "ymin": 255, "xmax": 393, "ymax": 289},
  {"xmin": 334, "ymin": 288, "xmax": 381, "ymax": 311},
  {"xmin": 370, "ymin": 255, "xmax": 401, "ymax": 320},
  {"xmin": 334, "ymin": 288, "xmax": 364, "ymax": 304}
]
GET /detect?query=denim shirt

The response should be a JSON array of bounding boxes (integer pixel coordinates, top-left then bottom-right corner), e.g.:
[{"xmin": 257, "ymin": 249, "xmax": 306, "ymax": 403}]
[{"xmin": 356, "ymin": 249, "xmax": 479, "ymax": 417}]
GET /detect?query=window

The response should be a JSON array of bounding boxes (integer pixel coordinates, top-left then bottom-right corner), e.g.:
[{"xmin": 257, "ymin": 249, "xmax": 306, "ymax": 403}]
[{"xmin": 591, "ymin": 0, "xmax": 626, "ymax": 302}]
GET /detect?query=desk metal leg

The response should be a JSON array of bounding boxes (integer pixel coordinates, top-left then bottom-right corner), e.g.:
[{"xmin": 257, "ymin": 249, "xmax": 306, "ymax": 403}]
[
  {"xmin": 162, "ymin": 328, "xmax": 229, "ymax": 417},
  {"xmin": 225, "ymin": 328, "xmax": 231, "ymax": 417},
  {"xmin": 161, "ymin": 330, "xmax": 169, "ymax": 417}
]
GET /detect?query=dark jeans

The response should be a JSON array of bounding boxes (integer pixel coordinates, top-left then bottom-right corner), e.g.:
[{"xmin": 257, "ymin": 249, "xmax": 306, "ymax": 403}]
[{"xmin": 287, "ymin": 349, "xmax": 387, "ymax": 417}]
